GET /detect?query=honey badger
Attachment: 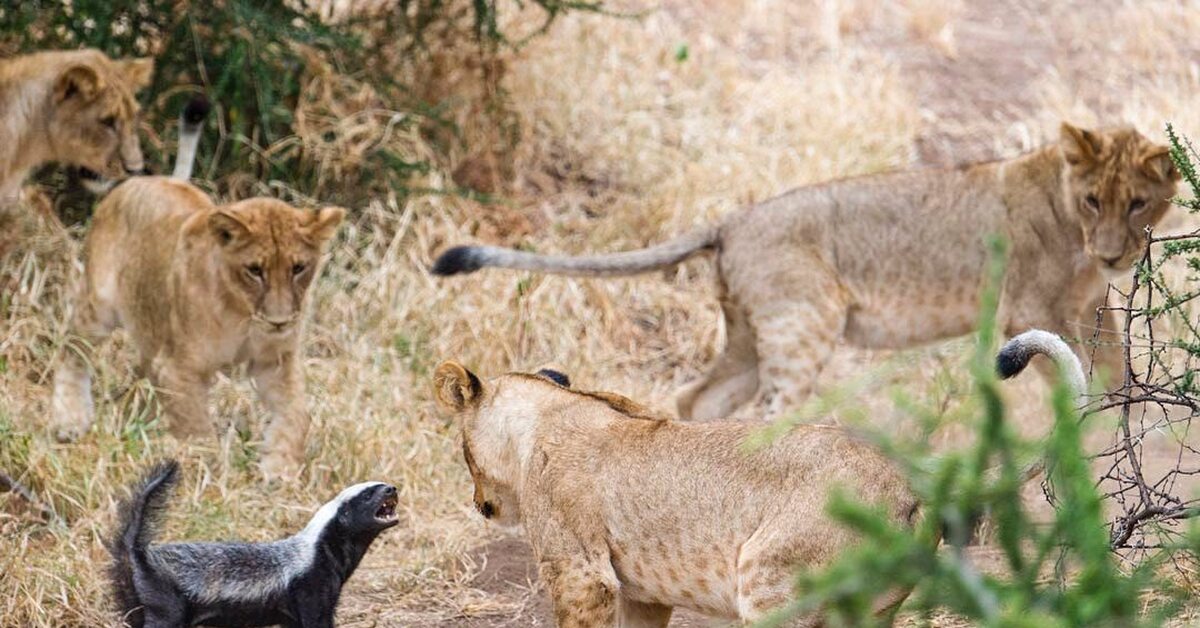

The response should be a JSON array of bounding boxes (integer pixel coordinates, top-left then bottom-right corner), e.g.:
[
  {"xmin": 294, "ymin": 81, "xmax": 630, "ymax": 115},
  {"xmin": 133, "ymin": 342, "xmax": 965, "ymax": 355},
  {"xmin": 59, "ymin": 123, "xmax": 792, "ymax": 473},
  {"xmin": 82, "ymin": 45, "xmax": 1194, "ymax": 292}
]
[{"xmin": 108, "ymin": 461, "xmax": 399, "ymax": 628}]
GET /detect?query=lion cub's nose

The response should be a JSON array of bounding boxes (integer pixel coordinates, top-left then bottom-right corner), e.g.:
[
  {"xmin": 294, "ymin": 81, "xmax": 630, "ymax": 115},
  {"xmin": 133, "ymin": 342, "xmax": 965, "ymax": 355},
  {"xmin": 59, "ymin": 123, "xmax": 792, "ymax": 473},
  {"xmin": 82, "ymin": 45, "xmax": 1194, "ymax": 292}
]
[{"xmin": 265, "ymin": 318, "xmax": 292, "ymax": 332}]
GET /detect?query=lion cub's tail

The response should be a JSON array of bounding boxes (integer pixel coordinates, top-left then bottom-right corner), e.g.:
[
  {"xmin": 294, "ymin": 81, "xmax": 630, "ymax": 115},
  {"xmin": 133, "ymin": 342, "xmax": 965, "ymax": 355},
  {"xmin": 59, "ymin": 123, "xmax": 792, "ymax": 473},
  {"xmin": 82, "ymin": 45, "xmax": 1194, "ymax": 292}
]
[
  {"xmin": 431, "ymin": 227, "xmax": 719, "ymax": 278},
  {"xmin": 997, "ymin": 329, "xmax": 1088, "ymax": 405},
  {"xmin": 171, "ymin": 94, "xmax": 211, "ymax": 181},
  {"xmin": 995, "ymin": 329, "xmax": 1089, "ymax": 483}
]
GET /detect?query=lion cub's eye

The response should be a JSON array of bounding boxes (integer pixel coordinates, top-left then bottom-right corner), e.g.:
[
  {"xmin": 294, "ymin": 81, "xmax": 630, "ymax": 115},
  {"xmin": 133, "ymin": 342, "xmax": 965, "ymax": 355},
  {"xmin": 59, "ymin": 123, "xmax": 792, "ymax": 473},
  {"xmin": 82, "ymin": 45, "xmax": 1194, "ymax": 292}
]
[
  {"xmin": 1129, "ymin": 198, "xmax": 1147, "ymax": 213},
  {"xmin": 245, "ymin": 264, "xmax": 264, "ymax": 280},
  {"xmin": 100, "ymin": 115, "xmax": 117, "ymax": 130},
  {"xmin": 1084, "ymin": 194, "xmax": 1100, "ymax": 211},
  {"xmin": 292, "ymin": 263, "xmax": 307, "ymax": 276}
]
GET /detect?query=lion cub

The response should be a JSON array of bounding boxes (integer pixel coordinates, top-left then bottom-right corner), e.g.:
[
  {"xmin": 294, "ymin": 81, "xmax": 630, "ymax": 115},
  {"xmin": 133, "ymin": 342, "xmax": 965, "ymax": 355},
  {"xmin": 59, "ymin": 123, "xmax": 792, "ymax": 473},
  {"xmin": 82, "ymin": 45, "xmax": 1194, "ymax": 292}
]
[
  {"xmin": 434, "ymin": 363, "xmax": 921, "ymax": 626},
  {"xmin": 0, "ymin": 49, "xmax": 153, "ymax": 200},
  {"xmin": 51, "ymin": 179, "xmax": 344, "ymax": 477},
  {"xmin": 434, "ymin": 124, "xmax": 1180, "ymax": 421}
]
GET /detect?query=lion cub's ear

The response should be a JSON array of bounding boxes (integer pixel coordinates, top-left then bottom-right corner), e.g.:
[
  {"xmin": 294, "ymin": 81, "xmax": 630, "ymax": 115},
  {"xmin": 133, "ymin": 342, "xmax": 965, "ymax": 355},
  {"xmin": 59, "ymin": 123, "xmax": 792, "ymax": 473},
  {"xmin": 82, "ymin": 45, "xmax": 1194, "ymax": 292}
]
[
  {"xmin": 434, "ymin": 361, "xmax": 482, "ymax": 412},
  {"xmin": 304, "ymin": 206, "xmax": 346, "ymax": 245},
  {"xmin": 208, "ymin": 211, "xmax": 251, "ymax": 246},
  {"xmin": 55, "ymin": 64, "xmax": 104, "ymax": 104},
  {"xmin": 117, "ymin": 58, "xmax": 155, "ymax": 91},
  {"xmin": 1060, "ymin": 122, "xmax": 1107, "ymax": 166},
  {"xmin": 1140, "ymin": 145, "xmax": 1179, "ymax": 183}
]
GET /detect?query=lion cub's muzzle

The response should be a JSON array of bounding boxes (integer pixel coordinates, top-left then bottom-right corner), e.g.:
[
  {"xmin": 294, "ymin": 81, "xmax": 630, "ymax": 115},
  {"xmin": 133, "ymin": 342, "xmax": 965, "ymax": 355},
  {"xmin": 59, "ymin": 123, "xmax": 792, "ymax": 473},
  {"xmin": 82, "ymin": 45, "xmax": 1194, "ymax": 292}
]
[{"xmin": 253, "ymin": 314, "xmax": 299, "ymax": 334}]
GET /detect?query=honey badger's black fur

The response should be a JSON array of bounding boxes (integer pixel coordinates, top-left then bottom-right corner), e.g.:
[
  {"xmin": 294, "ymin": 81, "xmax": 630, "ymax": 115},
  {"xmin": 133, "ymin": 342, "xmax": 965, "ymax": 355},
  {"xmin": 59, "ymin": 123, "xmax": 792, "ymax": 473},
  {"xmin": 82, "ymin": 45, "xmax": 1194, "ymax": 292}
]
[{"xmin": 109, "ymin": 461, "xmax": 399, "ymax": 628}]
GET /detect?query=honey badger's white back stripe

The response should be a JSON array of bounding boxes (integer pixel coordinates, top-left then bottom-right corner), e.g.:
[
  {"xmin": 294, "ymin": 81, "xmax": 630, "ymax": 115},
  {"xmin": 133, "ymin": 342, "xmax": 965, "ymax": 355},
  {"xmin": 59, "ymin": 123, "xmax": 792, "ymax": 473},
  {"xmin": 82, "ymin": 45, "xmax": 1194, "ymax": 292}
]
[
  {"xmin": 997, "ymin": 329, "xmax": 1088, "ymax": 405},
  {"xmin": 295, "ymin": 481, "xmax": 388, "ymax": 546}
]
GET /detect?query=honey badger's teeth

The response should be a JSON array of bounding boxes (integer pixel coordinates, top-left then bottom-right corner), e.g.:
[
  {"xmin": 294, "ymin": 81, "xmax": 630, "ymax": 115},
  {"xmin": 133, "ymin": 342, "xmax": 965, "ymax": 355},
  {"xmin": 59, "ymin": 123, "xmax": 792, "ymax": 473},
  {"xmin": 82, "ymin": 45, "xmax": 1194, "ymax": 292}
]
[{"xmin": 375, "ymin": 495, "xmax": 399, "ymax": 520}]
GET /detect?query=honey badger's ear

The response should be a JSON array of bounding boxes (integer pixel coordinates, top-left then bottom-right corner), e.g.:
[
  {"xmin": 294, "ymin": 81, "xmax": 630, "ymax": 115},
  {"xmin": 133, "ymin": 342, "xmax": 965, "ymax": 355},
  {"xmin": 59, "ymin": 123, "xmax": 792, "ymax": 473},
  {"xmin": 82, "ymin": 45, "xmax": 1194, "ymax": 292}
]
[
  {"xmin": 434, "ymin": 361, "xmax": 482, "ymax": 411},
  {"xmin": 1060, "ymin": 122, "xmax": 1106, "ymax": 166},
  {"xmin": 1140, "ymin": 145, "xmax": 1179, "ymax": 182}
]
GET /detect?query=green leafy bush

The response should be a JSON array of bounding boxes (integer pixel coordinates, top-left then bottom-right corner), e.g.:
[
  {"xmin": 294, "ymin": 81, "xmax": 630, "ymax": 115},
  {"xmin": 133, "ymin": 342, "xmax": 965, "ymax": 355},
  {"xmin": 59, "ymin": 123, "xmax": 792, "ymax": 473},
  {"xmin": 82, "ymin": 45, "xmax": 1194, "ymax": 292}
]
[{"xmin": 1, "ymin": 0, "xmax": 605, "ymax": 208}]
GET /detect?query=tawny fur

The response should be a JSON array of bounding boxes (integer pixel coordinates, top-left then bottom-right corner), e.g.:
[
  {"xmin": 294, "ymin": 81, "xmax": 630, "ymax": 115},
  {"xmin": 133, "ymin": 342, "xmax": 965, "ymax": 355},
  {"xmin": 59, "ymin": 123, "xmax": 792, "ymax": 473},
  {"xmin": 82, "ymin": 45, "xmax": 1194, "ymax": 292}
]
[
  {"xmin": 434, "ymin": 124, "xmax": 1179, "ymax": 421},
  {"xmin": 50, "ymin": 177, "xmax": 345, "ymax": 477},
  {"xmin": 434, "ymin": 364, "xmax": 925, "ymax": 627},
  {"xmin": 0, "ymin": 49, "xmax": 152, "ymax": 200}
]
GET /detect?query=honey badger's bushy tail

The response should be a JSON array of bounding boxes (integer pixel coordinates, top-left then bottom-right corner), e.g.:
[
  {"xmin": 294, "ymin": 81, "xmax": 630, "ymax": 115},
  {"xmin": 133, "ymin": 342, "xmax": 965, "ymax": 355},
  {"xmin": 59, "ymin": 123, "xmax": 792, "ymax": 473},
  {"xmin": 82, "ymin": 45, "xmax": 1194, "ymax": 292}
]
[
  {"xmin": 108, "ymin": 460, "xmax": 179, "ymax": 628},
  {"xmin": 995, "ymin": 330, "xmax": 1089, "ymax": 483},
  {"xmin": 431, "ymin": 227, "xmax": 719, "ymax": 278}
]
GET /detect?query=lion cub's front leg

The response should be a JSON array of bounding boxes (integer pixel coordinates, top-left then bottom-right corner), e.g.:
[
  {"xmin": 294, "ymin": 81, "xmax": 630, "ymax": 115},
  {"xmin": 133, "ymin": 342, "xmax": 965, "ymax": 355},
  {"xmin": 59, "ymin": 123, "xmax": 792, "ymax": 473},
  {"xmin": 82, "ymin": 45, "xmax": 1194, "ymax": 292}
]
[
  {"xmin": 151, "ymin": 358, "xmax": 215, "ymax": 439},
  {"xmin": 252, "ymin": 349, "xmax": 309, "ymax": 479}
]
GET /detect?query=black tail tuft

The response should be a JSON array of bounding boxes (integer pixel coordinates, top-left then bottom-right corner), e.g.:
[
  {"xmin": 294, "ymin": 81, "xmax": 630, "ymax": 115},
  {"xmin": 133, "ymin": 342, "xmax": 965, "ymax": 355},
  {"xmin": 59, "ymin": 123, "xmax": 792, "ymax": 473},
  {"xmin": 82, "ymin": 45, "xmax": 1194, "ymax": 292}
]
[
  {"xmin": 431, "ymin": 246, "xmax": 484, "ymax": 276},
  {"xmin": 996, "ymin": 343, "xmax": 1033, "ymax": 380},
  {"xmin": 108, "ymin": 460, "xmax": 180, "ymax": 628},
  {"xmin": 182, "ymin": 94, "xmax": 211, "ymax": 125},
  {"xmin": 536, "ymin": 369, "xmax": 571, "ymax": 388}
]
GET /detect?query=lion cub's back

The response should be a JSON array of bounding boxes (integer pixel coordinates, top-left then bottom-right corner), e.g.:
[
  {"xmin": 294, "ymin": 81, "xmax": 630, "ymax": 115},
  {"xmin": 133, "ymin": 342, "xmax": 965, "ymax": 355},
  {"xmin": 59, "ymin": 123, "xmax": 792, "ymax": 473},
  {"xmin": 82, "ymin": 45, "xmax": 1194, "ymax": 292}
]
[{"xmin": 83, "ymin": 177, "xmax": 214, "ymax": 310}]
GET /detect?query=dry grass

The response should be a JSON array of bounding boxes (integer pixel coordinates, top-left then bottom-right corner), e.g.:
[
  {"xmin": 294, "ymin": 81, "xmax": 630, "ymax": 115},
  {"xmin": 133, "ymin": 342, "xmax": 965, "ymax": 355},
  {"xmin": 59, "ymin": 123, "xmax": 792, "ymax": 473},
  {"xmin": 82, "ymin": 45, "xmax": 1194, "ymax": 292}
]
[{"xmin": 2, "ymin": 0, "xmax": 1200, "ymax": 626}]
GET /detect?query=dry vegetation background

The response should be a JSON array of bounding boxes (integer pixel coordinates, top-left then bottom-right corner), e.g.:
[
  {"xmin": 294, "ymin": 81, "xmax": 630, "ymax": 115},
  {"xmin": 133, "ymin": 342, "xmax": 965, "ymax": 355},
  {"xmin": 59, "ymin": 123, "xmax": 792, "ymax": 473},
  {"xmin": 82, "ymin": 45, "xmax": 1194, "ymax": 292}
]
[{"xmin": 2, "ymin": 0, "xmax": 1200, "ymax": 626}]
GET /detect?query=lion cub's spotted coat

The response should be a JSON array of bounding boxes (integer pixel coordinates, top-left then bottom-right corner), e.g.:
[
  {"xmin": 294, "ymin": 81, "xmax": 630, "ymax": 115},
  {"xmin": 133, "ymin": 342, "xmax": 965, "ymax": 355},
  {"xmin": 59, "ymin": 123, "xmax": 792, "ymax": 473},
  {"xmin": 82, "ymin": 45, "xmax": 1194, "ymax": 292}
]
[
  {"xmin": 51, "ymin": 178, "xmax": 344, "ymax": 477},
  {"xmin": 434, "ymin": 124, "xmax": 1180, "ymax": 421},
  {"xmin": 434, "ymin": 363, "xmax": 922, "ymax": 626},
  {"xmin": 0, "ymin": 49, "xmax": 153, "ymax": 200}
]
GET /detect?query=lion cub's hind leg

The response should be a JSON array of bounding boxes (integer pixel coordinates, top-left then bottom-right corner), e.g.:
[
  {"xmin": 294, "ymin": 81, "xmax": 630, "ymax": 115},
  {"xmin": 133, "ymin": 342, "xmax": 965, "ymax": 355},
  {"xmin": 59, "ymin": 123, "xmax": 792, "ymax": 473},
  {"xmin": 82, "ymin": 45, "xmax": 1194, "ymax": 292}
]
[
  {"xmin": 50, "ymin": 287, "xmax": 119, "ymax": 442},
  {"xmin": 676, "ymin": 298, "xmax": 759, "ymax": 421},
  {"xmin": 746, "ymin": 262, "xmax": 850, "ymax": 420}
]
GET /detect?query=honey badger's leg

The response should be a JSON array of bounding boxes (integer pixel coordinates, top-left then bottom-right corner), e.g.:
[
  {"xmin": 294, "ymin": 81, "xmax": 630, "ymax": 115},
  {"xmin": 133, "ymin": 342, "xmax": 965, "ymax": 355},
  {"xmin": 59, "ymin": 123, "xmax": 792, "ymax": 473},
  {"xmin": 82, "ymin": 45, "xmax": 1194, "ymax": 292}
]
[
  {"xmin": 745, "ymin": 257, "xmax": 850, "ymax": 419},
  {"xmin": 538, "ymin": 540, "xmax": 620, "ymax": 628},
  {"xmin": 142, "ymin": 606, "xmax": 187, "ymax": 628},
  {"xmin": 618, "ymin": 598, "xmax": 672, "ymax": 627},
  {"xmin": 252, "ymin": 349, "xmax": 309, "ymax": 477},
  {"xmin": 50, "ymin": 284, "xmax": 118, "ymax": 441},
  {"xmin": 676, "ymin": 295, "xmax": 759, "ymax": 421},
  {"xmin": 287, "ymin": 591, "xmax": 336, "ymax": 628}
]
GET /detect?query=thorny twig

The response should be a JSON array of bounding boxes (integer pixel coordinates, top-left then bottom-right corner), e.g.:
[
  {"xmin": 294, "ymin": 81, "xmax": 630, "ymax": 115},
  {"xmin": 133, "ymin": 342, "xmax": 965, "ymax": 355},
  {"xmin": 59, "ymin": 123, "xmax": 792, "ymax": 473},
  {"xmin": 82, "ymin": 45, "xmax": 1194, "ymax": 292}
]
[{"xmin": 1090, "ymin": 226, "xmax": 1200, "ymax": 554}]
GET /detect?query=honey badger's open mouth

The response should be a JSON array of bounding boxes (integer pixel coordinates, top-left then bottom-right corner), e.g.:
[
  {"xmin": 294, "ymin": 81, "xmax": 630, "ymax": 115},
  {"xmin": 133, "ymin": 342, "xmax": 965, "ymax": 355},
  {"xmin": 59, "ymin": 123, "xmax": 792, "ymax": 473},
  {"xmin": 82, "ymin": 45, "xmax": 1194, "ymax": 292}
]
[{"xmin": 375, "ymin": 492, "xmax": 399, "ymax": 523}]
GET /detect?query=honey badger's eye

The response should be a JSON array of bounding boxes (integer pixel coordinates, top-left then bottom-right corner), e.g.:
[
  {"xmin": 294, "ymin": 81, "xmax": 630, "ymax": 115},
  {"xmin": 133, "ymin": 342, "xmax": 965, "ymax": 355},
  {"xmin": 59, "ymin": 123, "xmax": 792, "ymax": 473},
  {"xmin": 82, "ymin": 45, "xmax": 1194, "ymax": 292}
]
[
  {"xmin": 245, "ymin": 264, "xmax": 264, "ymax": 279},
  {"xmin": 292, "ymin": 263, "xmax": 307, "ymax": 276},
  {"xmin": 1084, "ymin": 194, "xmax": 1100, "ymax": 211},
  {"xmin": 1129, "ymin": 198, "xmax": 1147, "ymax": 213}
]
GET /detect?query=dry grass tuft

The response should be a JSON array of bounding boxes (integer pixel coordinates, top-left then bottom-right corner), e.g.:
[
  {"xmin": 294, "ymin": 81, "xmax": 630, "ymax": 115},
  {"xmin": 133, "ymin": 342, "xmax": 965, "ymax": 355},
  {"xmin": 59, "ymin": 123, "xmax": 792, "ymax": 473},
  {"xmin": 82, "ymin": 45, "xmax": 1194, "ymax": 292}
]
[{"xmin": 2, "ymin": 0, "xmax": 1200, "ymax": 625}]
